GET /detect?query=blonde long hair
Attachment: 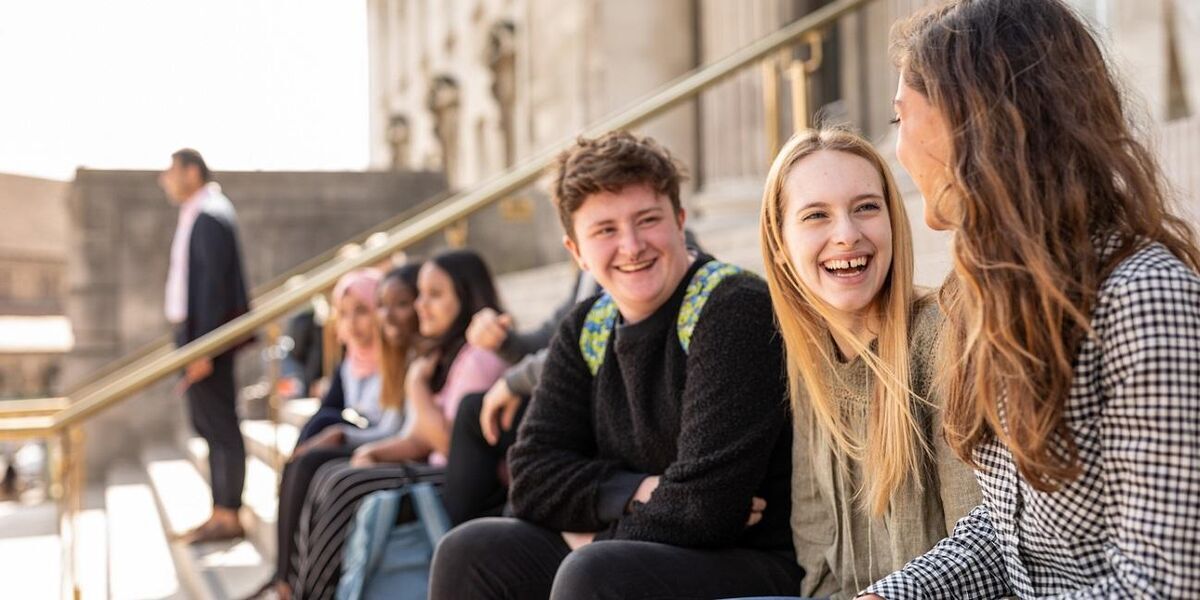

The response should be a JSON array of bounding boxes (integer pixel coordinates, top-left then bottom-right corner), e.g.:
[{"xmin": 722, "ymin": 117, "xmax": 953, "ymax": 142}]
[{"xmin": 760, "ymin": 128, "xmax": 925, "ymax": 516}]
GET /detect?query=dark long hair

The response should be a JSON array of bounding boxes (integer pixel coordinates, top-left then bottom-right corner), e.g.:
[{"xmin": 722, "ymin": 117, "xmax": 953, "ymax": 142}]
[
  {"xmin": 426, "ymin": 249, "xmax": 503, "ymax": 391},
  {"xmin": 378, "ymin": 263, "xmax": 422, "ymax": 409},
  {"xmin": 893, "ymin": 0, "xmax": 1200, "ymax": 490}
]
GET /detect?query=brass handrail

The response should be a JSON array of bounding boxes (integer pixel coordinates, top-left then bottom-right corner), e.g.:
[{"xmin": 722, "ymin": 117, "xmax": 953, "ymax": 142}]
[
  {"xmin": 0, "ymin": 397, "xmax": 70, "ymax": 418},
  {"xmin": 0, "ymin": 415, "xmax": 57, "ymax": 440},
  {"xmin": 51, "ymin": 189, "xmax": 453, "ymax": 406}
]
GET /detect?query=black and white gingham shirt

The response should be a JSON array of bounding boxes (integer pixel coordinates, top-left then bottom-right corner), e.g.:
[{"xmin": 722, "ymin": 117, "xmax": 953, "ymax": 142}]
[{"xmin": 866, "ymin": 241, "xmax": 1200, "ymax": 599}]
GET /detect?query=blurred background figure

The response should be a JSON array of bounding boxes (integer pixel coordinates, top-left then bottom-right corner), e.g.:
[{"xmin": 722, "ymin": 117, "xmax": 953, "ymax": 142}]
[{"xmin": 160, "ymin": 148, "xmax": 251, "ymax": 544}]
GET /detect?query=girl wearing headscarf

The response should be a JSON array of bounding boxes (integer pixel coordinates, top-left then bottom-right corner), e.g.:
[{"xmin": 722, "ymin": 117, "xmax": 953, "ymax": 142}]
[{"xmin": 250, "ymin": 265, "xmax": 423, "ymax": 600}]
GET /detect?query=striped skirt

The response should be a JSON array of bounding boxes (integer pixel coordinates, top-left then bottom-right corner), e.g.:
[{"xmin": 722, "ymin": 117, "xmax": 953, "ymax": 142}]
[{"xmin": 290, "ymin": 459, "xmax": 444, "ymax": 600}]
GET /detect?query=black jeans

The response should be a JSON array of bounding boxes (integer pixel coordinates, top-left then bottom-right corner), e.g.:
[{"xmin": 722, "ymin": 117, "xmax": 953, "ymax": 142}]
[
  {"xmin": 185, "ymin": 353, "xmax": 245, "ymax": 509},
  {"xmin": 429, "ymin": 518, "xmax": 805, "ymax": 600},
  {"xmin": 273, "ymin": 446, "xmax": 354, "ymax": 583},
  {"xmin": 443, "ymin": 392, "xmax": 528, "ymax": 525}
]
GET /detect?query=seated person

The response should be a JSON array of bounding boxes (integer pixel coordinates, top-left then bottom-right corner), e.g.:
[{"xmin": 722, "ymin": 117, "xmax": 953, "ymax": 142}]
[
  {"xmin": 294, "ymin": 268, "xmax": 390, "ymax": 445},
  {"xmin": 447, "ymin": 206, "xmax": 701, "ymax": 526},
  {"xmin": 444, "ymin": 270, "xmax": 599, "ymax": 524},
  {"xmin": 757, "ymin": 128, "xmax": 979, "ymax": 598},
  {"xmin": 865, "ymin": 1, "xmax": 1200, "ymax": 597},
  {"xmin": 279, "ymin": 296, "xmax": 325, "ymax": 401},
  {"xmin": 248, "ymin": 265, "xmax": 422, "ymax": 600},
  {"xmin": 285, "ymin": 250, "xmax": 509, "ymax": 600},
  {"xmin": 429, "ymin": 131, "xmax": 803, "ymax": 600}
]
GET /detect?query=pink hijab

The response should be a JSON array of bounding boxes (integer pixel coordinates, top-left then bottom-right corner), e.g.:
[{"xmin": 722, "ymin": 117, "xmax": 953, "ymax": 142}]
[{"xmin": 333, "ymin": 268, "xmax": 383, "ymax": 379}]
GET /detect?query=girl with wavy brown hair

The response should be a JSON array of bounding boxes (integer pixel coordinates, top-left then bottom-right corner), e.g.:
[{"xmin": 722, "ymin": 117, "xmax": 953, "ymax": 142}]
[
  {"xmin": 863, "ymin": 0, "xmax": 1200, "ymax": 598},
  {"xmin": 759, "ymin": 127, "xmax": 979, "ymax": 599}
]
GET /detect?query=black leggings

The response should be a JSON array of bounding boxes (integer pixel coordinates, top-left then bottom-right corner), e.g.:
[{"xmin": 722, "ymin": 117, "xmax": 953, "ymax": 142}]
[
  {"xmin": 443, "ymin": 392, "xmax": 527, "ymax": 525},
  {"xmin": 273, "ymin": 446, "xmax": 354, "ymax": 583},
  {"xmin": 429, "ymin": 517, "xmax": 805, "ymax": 600}
]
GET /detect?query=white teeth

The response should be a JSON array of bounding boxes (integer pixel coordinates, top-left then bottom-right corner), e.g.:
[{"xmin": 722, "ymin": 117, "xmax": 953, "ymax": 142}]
[
  {"xmin": 617, "ymin": 259, "xmax": 653, "ymax": 272},
  {"xmin": 821, "ymin": 256, "xmax": 870, "ymax": 270}
]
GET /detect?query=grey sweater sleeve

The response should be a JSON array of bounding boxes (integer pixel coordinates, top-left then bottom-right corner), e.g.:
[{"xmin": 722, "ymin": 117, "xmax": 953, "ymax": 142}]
[
  {"xmin": 339, "ymin": 408, "xmax": 404, "ymax": 449},
  {"xmin": 495, "ymin": 327, "xmax": 551, "ymax": 364},
  {"xmin": 503, "ymin": 348, "xmax": 548, "ymax": 397}
]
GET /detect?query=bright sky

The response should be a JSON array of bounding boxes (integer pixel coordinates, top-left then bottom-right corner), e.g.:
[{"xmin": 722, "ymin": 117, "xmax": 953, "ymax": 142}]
[{"xmin": 0, "ymin": 1, "xmax": 369, "ymax": 181}]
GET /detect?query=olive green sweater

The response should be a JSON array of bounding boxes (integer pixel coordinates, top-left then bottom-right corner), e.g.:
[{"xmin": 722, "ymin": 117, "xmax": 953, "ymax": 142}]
[{"xmin": 789, "ymin": 296, "xmax": 981, "ymax": 599}]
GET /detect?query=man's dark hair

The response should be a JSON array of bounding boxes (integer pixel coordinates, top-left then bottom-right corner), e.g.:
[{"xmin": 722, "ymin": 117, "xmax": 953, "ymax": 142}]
[
  {"xmin": 172, "ymin": 148, "xmax": 212, "ymax": 182},
  {"xmin": 551, "ymin": 131, "xmax": 686, "ymax": 238}
]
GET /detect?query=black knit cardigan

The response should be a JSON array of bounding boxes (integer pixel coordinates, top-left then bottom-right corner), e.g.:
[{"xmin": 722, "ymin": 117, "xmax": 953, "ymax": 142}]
[{"xmin": 509, "ymin": 254, "xmax": 795, "ymax": 552}]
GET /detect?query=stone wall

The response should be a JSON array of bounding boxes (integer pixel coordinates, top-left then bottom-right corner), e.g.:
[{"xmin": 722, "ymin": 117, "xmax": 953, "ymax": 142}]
[
  {"xmin": 0, "ymin": 173, "xmax": 71, "ymax": 399},
  {"xmin": 63, "ymin": 168, "xmax": 445, "ymax": 473},
  {"xmin": 363, "ymin": 0, "xmax": 1197, "ymax": 302},
  {"xmin": 0, "ymin": 173, "xmax": 69, "ymax": 317}
]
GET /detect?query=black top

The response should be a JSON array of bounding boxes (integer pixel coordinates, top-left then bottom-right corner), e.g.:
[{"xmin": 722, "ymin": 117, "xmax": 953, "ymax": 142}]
[
  {"xmin": 286, "ymin": 309, "xmax": 324, "ymax": 392},
  {"xmin": 177, "ymin": 194, "xmax": 251, "ymax": 355},
  {"xmin": 509, "ymin": 254, "xmax": 794, "ymax": 552}
]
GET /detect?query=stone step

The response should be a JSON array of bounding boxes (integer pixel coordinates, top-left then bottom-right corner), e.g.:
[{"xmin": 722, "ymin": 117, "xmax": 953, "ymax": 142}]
[
  {"xmin": 75, "ymin": 487, "xmax": 110, "ymax": 600},
  {"xmin": 105, "ymin": 462, "xmax": 185, "ymax": 599},
  {"xmin": 278, "ymin": 397, "xmax": 319, "ymax": 430},
  {"xmin": 495, "ymin": 260, "xmax": 578, "ymax": 333},
  {"xmin": 143, "ymin": 444, "xmax": 274, "ymax": 600},
  {"xmin": 181, "ymin": 438, "xmax": 279, "ymax": 557},
  {"xmin": 240, "ymin": 419, "xmax": 298, "ymax": 470},
  {"xmin": 0, "ymin": 490, "xmax": 110, "ymax": 600}
]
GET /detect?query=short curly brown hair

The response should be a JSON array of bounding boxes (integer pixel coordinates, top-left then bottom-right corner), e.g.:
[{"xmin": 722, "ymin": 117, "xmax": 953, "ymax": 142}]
[{"xmin": 551, "ymin": 131, "xmax": 686, "ymax": 238}]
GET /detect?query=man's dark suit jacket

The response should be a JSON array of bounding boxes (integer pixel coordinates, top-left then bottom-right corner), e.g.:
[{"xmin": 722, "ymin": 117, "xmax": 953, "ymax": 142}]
[{"xmin": 174, "ymin": 192, "xmax": 251, "ymax": 356}]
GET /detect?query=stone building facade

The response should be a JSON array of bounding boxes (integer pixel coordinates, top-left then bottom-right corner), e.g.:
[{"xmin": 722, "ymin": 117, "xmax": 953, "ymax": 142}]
[
  {"xmin": 366, "ymin": 0, "xmax": 1199, "ymax": 284},
  {"xmin": 35, "ymin": 0, "xmax": 1196, "ymax": 472}
]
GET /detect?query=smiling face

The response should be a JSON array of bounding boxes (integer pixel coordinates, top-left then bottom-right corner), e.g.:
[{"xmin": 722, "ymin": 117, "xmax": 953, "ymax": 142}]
[
  {"xmin": 563, "ymin": 183, "xmax": 691, "ymax": 324},
  {"xmin": 781, "ymin": 150, "xmax": 893, "ymax": 320},
  {"xmin": 893, "ymin": 73, "xmax": 957, "ymax": 230},
  {"xmin": 377, "ymin": 277, "xmax": 419, "ymax": 348},
  {"xmin": 336, "ymin": 291, "xmax": 379, "ymax": 351},
  {"xmin": 414, "ymin": 262, "xmax": 461, "ymax": 339}
]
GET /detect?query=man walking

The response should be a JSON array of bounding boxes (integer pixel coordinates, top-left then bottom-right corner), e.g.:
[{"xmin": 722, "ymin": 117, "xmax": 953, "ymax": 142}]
[{"xmin": 160, "ymin": 148, "xmax": 250, "ymax": 543}]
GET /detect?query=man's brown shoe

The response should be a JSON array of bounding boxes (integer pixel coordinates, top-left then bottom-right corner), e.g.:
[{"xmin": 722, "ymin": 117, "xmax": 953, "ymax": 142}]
[{"xmin": 181, "ymin": 519, "xmax": 245, "ymax": 545}]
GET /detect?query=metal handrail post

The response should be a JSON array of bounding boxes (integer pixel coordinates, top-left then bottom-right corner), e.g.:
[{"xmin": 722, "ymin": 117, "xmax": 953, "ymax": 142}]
[{"xmin": 762, "ymin": 54, "xmax": 781, "ymax": 162}]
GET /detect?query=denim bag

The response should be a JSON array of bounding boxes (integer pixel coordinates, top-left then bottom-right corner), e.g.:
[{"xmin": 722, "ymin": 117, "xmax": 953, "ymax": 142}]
[{"xmin": 337, "ymin": 482, "xmax": 451, "ymax": 600}]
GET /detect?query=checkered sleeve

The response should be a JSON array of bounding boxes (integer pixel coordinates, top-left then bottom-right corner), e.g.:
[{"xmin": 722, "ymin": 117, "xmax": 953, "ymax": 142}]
[
  {"xmin": 1062, "ymin": 270, "xmax": 1200, "ymax": 598},
  {"xmin": 862, "ymin": 504, "xmax": 1011, "ymax": 600}
]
